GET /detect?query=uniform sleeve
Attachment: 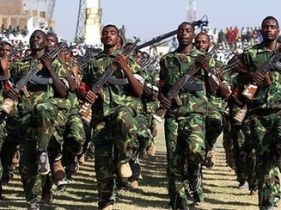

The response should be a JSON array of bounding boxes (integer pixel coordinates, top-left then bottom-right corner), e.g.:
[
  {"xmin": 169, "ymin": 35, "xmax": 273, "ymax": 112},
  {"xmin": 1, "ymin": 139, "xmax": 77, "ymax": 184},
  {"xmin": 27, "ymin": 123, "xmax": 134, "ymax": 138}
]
[
  {"xmin": 81, "ymin": 58, "xmax": 94, "ymax": 86},
  {"xmin": 159, "ymin": 56, "xmax": 167, "ymax": 82}
]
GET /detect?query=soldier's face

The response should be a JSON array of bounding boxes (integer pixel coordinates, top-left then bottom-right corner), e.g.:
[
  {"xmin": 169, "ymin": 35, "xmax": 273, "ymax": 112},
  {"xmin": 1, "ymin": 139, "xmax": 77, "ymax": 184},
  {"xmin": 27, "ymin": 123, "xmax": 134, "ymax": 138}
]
[
  {"xmin": 195, "ymin": 34, "xmax": 210, "ymax": 52},
  {"xmin": 177, "ymin": 24, "xmax": 194, "ymax": 46},
  {"xmin": 30, "ymin": 31, "xmax": 47, "ymax": 51},
  {"xmin": 47, "ymin": 35, "xmax": 57, "ymax": 48},
  {"xmin": 101, "ymin": 26, "xmax": 119, "ymax": 47},
  {"xmin": 261, "ymin": 19, "xmax": 280, "ymax": 42}
]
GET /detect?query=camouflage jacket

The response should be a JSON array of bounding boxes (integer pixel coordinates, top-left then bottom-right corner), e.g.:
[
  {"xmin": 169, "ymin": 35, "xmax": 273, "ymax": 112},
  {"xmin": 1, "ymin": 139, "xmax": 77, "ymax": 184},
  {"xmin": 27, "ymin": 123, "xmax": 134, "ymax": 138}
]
[
  {"xmin": 82, "ymin": 49, "xmax": 142, "ymax": 120},
  {"xmin": 236, "ymin": 43, "xmax": 281, "ymax": 112},
  {"xmin": 207, "ymin": 57, "xmax": 226, "ymax": 113},
  {"xmin": 10, "ymin": 56, "xmax": 68, "ymax": 114},
  {"xmin": 159, "ymin": 47, "xmax": 208, "ymax": 118}
]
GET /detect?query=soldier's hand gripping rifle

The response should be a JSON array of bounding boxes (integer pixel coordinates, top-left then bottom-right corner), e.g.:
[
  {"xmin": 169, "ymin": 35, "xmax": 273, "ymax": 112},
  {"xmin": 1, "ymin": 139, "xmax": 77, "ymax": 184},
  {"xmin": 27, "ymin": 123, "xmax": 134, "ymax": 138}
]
[
  {"xmin": 242, "ymin": 52, "xmax": 281, "ymax": 100},
  {"xmin": 0, "ymin": 42, "xmax": 67, "ymax": 115},
  {"xmin": 79, "ymin": 39, "xmax": 140, "ymax": 124},
  {"xmin": 153, "ymin": 64, "xmax": 201, "ymax": 123}
]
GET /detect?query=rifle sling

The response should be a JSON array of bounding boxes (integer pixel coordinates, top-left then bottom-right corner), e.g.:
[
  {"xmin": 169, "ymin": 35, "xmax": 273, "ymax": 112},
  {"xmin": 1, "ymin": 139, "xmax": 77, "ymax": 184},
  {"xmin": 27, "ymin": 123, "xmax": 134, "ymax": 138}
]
[
  {"xmin": 30, "ymin": 75, "xmax": 53, "ymax": 85},
  {"xmin": 171, "ymin": 64, "xmax": 200, "ymax": 92},
  {"xmin": 107, "ymin": 76, "xmax": 129, "ymax": 85}
]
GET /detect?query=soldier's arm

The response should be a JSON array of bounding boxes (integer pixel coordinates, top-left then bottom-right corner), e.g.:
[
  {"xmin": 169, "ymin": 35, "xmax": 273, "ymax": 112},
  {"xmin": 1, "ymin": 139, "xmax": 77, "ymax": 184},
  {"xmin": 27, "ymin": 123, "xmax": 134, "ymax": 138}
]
[
  {"xmin": 114, "ymin": 54, "xmax": 144, "ymax": 97},
  {"xmin": 41, "ymin": 54, "xmax": 67, "ymax": 98}
]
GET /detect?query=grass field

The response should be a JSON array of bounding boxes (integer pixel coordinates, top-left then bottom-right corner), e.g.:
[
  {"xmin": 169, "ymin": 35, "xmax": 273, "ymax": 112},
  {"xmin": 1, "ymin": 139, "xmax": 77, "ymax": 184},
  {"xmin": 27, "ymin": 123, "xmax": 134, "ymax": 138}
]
[{"xmin": 0, "ymin": 122, "xmax": 264, "ymax": 210}]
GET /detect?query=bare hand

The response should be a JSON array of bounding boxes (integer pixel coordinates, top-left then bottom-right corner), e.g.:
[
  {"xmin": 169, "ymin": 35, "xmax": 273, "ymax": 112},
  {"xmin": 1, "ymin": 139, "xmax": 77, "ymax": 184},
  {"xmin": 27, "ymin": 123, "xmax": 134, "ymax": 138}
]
[
  {"xmin": 158, "ymin": 93, "xmax": 172, "ymax": 109},
  {"xmin": 248, "ymin": 71, "xmax": 264, "ymax": 85},
  {"xmin": 114, "ymin": 54, "xmax": 129, "ymax": 70},
  {"xmin": 40, "ymin": 52, "xmax": 52, "ymax": 70},
  {"xmin": 195, "ymin": 55, "xmax": 210, "ymax": 71},
  {"xmin": 6, "ymin": 88, "xmax": 19, "ymax": 101}
]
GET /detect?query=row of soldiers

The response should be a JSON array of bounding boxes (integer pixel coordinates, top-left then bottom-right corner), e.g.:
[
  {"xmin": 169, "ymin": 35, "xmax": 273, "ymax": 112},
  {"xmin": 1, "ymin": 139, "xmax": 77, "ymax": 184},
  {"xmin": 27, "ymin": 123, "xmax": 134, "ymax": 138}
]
[{"xmin": 0, "ymin": 15, "xmax": 280, "ymax": 210}]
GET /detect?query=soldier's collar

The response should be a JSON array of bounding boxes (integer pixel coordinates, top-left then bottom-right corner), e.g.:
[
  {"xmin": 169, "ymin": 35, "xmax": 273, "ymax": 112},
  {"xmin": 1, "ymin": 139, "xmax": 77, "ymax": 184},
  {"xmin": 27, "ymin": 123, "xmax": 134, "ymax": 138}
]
[
  {"xmin": 257, "ymin": 42, "xmax": 280, "ymax": 53},
  {"xmin": 174, "ymin": 46, "xmax": 200, "ymax": 56},
  {"xmin": 97, "ymin": 49, "xmax": 122, "ymax": 58}
]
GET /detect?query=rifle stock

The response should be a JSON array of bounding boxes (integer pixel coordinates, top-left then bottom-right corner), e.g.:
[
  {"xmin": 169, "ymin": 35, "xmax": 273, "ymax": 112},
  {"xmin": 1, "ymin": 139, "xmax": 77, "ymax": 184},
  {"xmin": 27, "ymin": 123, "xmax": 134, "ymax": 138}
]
[
  {"xmin": 153, "ymin": 65, "xmax": 199, "ymax": 123},
  {"xmin": 79, "ymin": 39, "xmax": 140, "ymax": 124},
  {"xmin": 242, "ymin": 53, "xmax": 281, "ymax": 100},
  {"xmin": 0, "ymin": 42, "xmax": 67, "ymax": 115}
]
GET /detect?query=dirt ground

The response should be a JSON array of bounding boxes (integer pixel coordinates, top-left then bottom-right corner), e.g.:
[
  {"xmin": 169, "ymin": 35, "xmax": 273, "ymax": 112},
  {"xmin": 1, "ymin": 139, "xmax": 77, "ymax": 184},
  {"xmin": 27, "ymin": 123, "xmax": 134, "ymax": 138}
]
[{"xmin": 0, "ymin": 122, "xmax": 265, "ymax": 210}]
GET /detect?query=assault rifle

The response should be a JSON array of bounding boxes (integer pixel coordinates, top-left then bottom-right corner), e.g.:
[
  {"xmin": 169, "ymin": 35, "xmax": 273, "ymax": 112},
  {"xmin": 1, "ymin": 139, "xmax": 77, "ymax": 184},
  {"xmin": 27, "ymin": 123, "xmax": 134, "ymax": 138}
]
[
  {"xmin": 76, "ymin": 48, "xmax": 102, "ymax": 72},
  {"xmin": 0, "ymin": 42, "xmax": 67, "ymax": 115},
  {"xmin": 242, "ymin": 52, "xmax": 281, "ymax": 100},
  {"xmin": 79, "ymin": 39, "xmax": 140, "ymax": 124},
  {"xmin": 0, "ymin": 46, "xmax": 25, "ymax": 81},
  {"xmin": 136, "ymin": 17, "xmax": 208, "ymax": 50},
  {"xmin": 232, "ymin": 52, "xmax": 281, "ymax": 124},
  {"xmin": 153, "ymin": 64, "xmax": 201, "ymax": 123}
]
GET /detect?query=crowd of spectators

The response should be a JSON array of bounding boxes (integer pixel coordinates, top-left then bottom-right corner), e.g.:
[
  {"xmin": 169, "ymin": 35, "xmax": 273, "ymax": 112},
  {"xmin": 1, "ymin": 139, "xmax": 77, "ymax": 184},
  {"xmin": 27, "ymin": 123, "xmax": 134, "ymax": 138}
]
[
  {"xmin": 204, "ymin": 26, "xmax": 281, "ymax": 63},
  {"xmin": 1, "ymin": 25, "xmax": 281, "ymax": 65}
]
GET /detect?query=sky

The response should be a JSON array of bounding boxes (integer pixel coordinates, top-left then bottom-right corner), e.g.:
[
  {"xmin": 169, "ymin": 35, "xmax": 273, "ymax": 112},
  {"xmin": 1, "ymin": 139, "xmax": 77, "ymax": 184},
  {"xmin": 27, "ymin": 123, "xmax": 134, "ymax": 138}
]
[{"xmin": 53, "ymin": 0, "xmax": 281, "ymax": 42}]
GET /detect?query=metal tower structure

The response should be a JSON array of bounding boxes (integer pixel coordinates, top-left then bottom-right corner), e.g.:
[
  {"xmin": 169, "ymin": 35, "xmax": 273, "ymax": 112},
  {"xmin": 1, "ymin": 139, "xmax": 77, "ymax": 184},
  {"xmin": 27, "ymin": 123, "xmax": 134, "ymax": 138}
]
[
  {"xmin": 84, "ymin": 0, "xmax": 102, "ymax": 46},
  {"xmin": 75, "ymin": 0, "xmax": 86, "ymax": 41},
  {"xmin": 46, "ymin": 0, "xmax": 56, "ymax": 27},
  {"xmin": 75, "ymin": 0, "xmax": 102, "ymax": 46},
  {"xmin": 186, "ymin": 0, "xmax": 197, "ymax": 22}
]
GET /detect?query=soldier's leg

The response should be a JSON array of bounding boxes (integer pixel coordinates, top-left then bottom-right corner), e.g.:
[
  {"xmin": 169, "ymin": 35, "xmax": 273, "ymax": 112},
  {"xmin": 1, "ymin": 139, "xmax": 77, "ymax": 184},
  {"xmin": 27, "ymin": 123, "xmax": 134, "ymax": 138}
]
[
  {"xmin": 94, "ymin": 121, "xmax": 116, "ymax": 209},
  {"xmin": 205, "ymin": 111, "xmax": 223, "ymax": 168},
  {"xmin": 242, "ymin": 118, "xmax": 257, "ymax": 194},
  {"xmin": 183, "ymin": 113, "xmax": 206, "ymax": 205},
  {"xmin": 47, "ymin": 110, "xmax": 67, "ymax": 192},
  {"xmin": 128, "ymin": 152, "xmax": 142, "ymax": 189},
  {"xmin": 33, "ymin": 101, "xmax": 58, "ymax": 175},
  {"xmin": 110, "ymin": 106, "xmax": 139, "ymax": 178},
  {"xmin": 18, "ymin": 126, "xmax": 43, "ymax": 207},
  {"xmin": 63, "ymin": 113, "xmax": 85, "ymax": 178},
  {"xmin": 251, "ymin": 114, "xmax": 281, "ymax": 209},
  {"xmin": 1, "ymin": 116, "xmax": 20, "ymax": 185},
  {"xmin": 231, "ymin": 124, "xmax": 248, "ymax": 187},
  {"xmin": 0, "ymin": 120, "xmax": 7, "ymax": 199},
  {"xmin": 165, "ymin": 117, "xmax": 188, "ymax": 209},
  {"xmin": 78, "ymin": 121, "xmax": 93, "ymax": 163},
  {"xmin": 222, "ymin": 113, "xmax": 235, "ymax": 169}
]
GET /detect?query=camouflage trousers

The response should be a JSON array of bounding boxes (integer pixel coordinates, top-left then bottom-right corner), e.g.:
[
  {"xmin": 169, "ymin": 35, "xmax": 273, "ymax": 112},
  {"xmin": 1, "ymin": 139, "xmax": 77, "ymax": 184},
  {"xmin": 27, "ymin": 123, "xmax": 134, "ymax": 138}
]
[
  {"xmin": 222, "ymin": 112, "xmax": 235, "ymax": 168},
  {"xmin": 49, "ymin": 109, "xmax": 85, "ymax": 161},
  {"xmin": 62, "ymin": 112, "xmax": 85, "ymax": 166},
  {"xmin": 165, "ymin": 113, "xmax": 206, "ymax": 208},
  {"xmin": 248, "ymin": 111, "xmax": 281, "ymax": 208},
  {"xmin": 33, "ymin": 101, "xmax": 58, "ymax": 152},
  {"xmin": 17, "ymin": 100, "xmax": 58, "ymax": 202},
  {"xmin": 94, "ymin": 106, "xmax": 139, "ymax": 209},
  {"xmin": 136, "ymin": 112, "xmax": 154, "ymax": 150},
  {"xmin": 205, "ymin": 110, "xmax": 223, "ymax": 150},
  {"xmin": 129, "ymin": 112, "xmax": 154, "ymax": 183},
  {"xmin": 1, "ymin": 116, "xmax": 20, "ymax": 185},
  {"xmin": 0, "ymin": 119, "xmax": 7, "ymax": 181},
  {"xmin": 231, "ymin": 119, "xmax": 257, "ymax": 191}
]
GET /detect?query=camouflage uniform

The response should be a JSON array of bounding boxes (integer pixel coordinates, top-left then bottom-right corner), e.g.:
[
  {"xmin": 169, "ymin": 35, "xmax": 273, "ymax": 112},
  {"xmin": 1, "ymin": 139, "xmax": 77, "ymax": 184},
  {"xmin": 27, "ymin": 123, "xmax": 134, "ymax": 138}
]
[
  {"xmin": 205, "ymin": 59, "xmax": 226, "ymax": 167},
  {"xmin": 223, "ymin": 60, "xmax": 257, "ymax": 190},
  {"xmin": 129, "ymin": 66, "xmax": 159, "ymax": 183},
  {"xmin": 10, "ymin": 57, "xmax": 67, "ymax": 203},
  {"xmin": 0, "ymin": 80, "xmax": 7, "ymax": 187},
  {"xmin": 236, "ymin": 43, "xmax": 281, "ymax": 208},
  {"xmin": 159, "ymin": 47, "xmax": 208, "ymax": 208},
  {"xmin": 82, "ymin": 49, "xmax": 143, "ymax": 209}
]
